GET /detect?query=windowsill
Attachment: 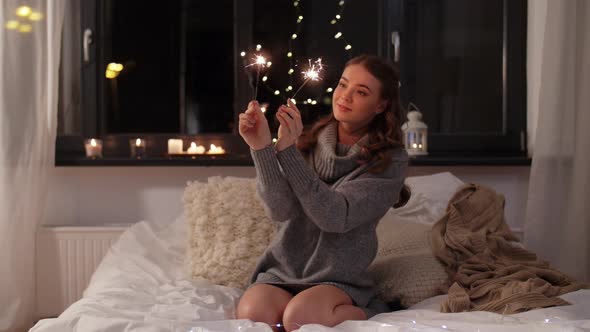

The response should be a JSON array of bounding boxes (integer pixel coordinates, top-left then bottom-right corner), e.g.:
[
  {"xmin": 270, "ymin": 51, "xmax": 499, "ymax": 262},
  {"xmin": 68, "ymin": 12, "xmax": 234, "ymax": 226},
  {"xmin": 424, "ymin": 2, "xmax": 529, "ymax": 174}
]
[{"xmin": 55, "ymin": 154, "xmax": 531, "ymax": 167}]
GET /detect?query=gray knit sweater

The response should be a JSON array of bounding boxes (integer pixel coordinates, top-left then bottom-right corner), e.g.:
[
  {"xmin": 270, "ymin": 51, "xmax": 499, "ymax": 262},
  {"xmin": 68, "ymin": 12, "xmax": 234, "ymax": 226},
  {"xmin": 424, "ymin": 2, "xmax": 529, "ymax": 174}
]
[{"xmin": 249, "ymin": 122, "xmax": 408, "ymax": 317}]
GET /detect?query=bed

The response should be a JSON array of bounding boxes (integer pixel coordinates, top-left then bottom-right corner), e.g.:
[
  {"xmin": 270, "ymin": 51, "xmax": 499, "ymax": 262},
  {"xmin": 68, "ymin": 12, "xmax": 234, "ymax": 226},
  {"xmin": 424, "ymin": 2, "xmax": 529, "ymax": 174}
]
[{"xmin": 30, "ymin": 173, "xmax": 590, "ymax": 332}]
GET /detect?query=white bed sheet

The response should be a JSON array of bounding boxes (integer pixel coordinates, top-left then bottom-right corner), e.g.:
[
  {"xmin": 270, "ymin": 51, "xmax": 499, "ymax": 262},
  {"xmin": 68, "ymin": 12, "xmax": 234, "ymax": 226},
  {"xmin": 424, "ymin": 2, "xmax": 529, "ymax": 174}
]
[{"xmin": 31, "ymin": 215, "xmax": 590, "ymax": 332}]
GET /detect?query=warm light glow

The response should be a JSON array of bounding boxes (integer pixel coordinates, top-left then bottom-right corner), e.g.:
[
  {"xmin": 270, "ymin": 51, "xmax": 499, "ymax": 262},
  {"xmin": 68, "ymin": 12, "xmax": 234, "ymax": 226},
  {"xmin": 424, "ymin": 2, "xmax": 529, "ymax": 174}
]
[
  {"xmin": 311, "ymin": 100, "xmax": 317, "ymax": 105},
  {"xmin": 326, "ymin": 87, "xmax": 333, "ymax": 93},
  {"xmin": 288, "ymin": 68, "xmax": 294, "ymax": 75},
  {"xmin": 418, "ymin": 144, "xmax": 423, "ymax": 149},
  {"xmin": 334, "ymin": 32, "xmax": 342, "ymax": 39},
  {"xmin": 261, "ymin": 106, "xmax": 267, "ymax": 113},
  {"xmin": 302, "ymin": 58, "xmax": 323, "ymax": 81},
  {"xmin": 297, "ymin": 15, "xmax": 303, "ymax": 23},
  {"xmin": 339, "ymin": 0, "xmax": 345, "ymax": 5},
  {"xmin": 307, "ymin": 98, "xmax": 312, "ymax": 103},
  {"xmin": 291, "ymin": 33, "xmax": 297, "ymax": 39},
  {"xmin": 287, "ymin": 52, "xmax": 293, "ymax": 58},
  {"xmin": 336, "ymin": 14, "xmax": 341, "ymax": 19},
  {"xmin": 256, "ymin": 44, "xmax": 262, "ymax": 51},
  {"xmin": 274, "ymin": 90, "xmax": 280, "ymax": 95},
  {"xmin": 293, "ymin": 1, "xmax": 299, "ymax": 6},
  {"xmin": 136, "ymin": 138, "xmax": 142, "ymax": 147},
  {"xmin": 28, "ymin": 11, "xmax": 43, "ymax": 21},
  {"xmin": 5, "ymin": 20, "xmax": 19, "ymax": 30},
  {"xmin": 91, "ymin": 139, "xmax": 97, "ymax": 147},
  {"xmin": 16, "ymin": 6, "xmax": 32, "ymax": 17},
  {"xmin": 262, "ymin": 76, "xmax": 268, "ymax": 82},
  {"xmin": 187, "ymin": 142, "xmax": 206, "ymax": 155},
  {"xmin": 246, "ymin": 54, "xmax": 267, "ymax": 68},
  {"xmin": 18, "ymin": 24, "xmax": 32, "ymax": 33},
  {"xmin": 272, "ymin": 138, "xmax": 278, "ymax": 143},
  {"xmin": 240, "ymin": 51, "xmax": 246, "ymax": 57},
  {"xmin": 412, "ymin": 143, "xmax": 418, "ymax": 149},
  {"xmin": 105, "ymin": 69, "xmax": 119, "ymax": 79},
  {"xmin": 331, "ymin": 19, "xmax": 337, "ymax": 24},
  {"xmin": 345, "ymin": 44, "xmax": 352, "ymax": 50},
  {"xmin": 107, "ymin": 62, "xmax": 124, "ymax": 72},
  {"xmin": 290, "ymin": 99, "xmax": 297, "ymax": 105},
  {"xmin": 266, "ymin": 61, "xmax": 272, "ymax": 67},
  {"xmin": 286, "ymin": 86, "xmax": 293, "ymax": 91},
  {"xmin": 207, "ymin": 144, "xmax": 225, "ymax": 155}
]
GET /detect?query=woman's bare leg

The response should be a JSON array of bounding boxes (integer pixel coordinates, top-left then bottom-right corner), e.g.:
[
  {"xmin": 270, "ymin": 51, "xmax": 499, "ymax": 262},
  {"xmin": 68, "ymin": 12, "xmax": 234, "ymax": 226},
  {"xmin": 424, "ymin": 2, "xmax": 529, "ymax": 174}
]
[
  {"xmin": 282, "ymin": 285, "xmax": 366, "ymax": 332},
  {"xmin": 237, "ymin": 284, "xmax": 293, "ymax": 331}
]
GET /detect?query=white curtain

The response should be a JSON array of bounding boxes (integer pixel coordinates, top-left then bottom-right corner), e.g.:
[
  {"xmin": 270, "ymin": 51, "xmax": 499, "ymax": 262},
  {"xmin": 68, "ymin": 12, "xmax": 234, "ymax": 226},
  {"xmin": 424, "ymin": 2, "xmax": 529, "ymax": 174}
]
[
  {"xmin": 0, "ymin": 1, "xmax": 65, "ymax": 331},
  {"xmin": 524, "ymin": 0, "xmax": 590, "ymax": 283}
]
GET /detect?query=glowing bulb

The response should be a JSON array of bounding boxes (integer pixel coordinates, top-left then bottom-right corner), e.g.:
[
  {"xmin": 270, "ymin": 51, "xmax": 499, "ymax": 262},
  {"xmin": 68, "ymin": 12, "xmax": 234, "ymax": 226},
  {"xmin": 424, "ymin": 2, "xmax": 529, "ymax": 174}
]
[
  {"xmin": 307, "ymin": 98, "xmax": 312, "ymax": 103},
  {"xmin": 418, "ymin": 144, "xmax": 423, "ymax": 149},
  {"xmin": 288, "ymin": 68, "xmax": 294, "ymax": 75},
  {"xmin": 266, "ymin": 61, "xmax": 272, "ymax": 67},
  {"xmin": 107, "ymin": 63, "xmax": 124, "ymax": 72},
  {"xmin": 331, "ymin": 19, "xmax": 337, "ymax": 24},
  {"xmin": 28, "ymin": 12, "xmax": 43, "ymax": 21},
  {"xmin": 90, "ymin": 139, "xmax": 97, "ymax": 147},
  {"xmin": 291, "ymin": 33, "xmax": 297, "ymax": 40},
  {"xmin": 261, "ymin": 106, "xmax": 267, "ymax": 113},
  {"xmin": 286, "ymin": 86, "xmax": 293, "ymax": 91},
  {"xmin": 339, "ymin": 0, "xmax": 345, "ymax": 5},
  {"xmin": 412, "ymin": 143, "xmax": 418, "ymax": 148},
  {"xmin": 105, "ymin": 69, "xmax": 118, "ymax": 79},
  {"xmin": 290, "ymin": 99, "xmax": 297, "ymax": 105},
  {"xmin": 136, "ymin": 138, "xmax": 142, "ymax": 147},
  {"xmin": 262, "ymin": 76, "xmax": 268, "ymax": 82},
  {"xmin": 334, "ymin": 32, "xmax": 342, "ymax": 39},
  {"xmin": 336, "ymin": 14, "xmax": 341, "ymax": 19},
  {"xmin": 18, "ymin": 24, "xmax": 32, "ymax": 33},
  {"xmin": 297, "ymin": 15, "xmax": 303, "ymax": 23},
  {"xmin": 274, "ymin": 90, "xmax": 280, "ymax": 95},
  {"xmin": 16, "ymin": 6, "xmax": 32, "ymax": 17},
  {"xmin": 345, "ymin": 44, "xmax": 352, "ymax": 50},
  {"xmin": 256, "ymin": 44, "xmax": 262, "ymax": 51},
  {"xmin": 293, "ymin": 1, "xmax": 299, "ymax": 6},
  {"xmin": 326, "ymin": 87, "xmax": 333, "ymax": 93},
  {"xmin": 311, "ymin": 100, "xmax": 317, "ymax": 105},
  {"xmin": 272, "ymin": 138, "xmax": 277, "ymax": 143},
  {"xmin": 240, "ymin": 51, "xmax": 246, "ymax": 57},
  {"xmin": 287, "ymin": 52, "xmax": 293, "ymax": 58},
  {"xmin": 5, "ymin": 20, "xmax": 19, "ymax": 30}
]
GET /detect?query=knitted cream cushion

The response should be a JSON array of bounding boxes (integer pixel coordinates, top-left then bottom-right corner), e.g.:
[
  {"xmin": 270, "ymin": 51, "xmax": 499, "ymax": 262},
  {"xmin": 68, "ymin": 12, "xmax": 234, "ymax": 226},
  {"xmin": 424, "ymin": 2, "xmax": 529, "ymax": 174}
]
[
  {"xmin": 368, "ymin": 194, "xmax": 449, "ymax": 308},
  {"xmin": 183, "ymin": 176, "xmax": 275, "ymax": 289}
]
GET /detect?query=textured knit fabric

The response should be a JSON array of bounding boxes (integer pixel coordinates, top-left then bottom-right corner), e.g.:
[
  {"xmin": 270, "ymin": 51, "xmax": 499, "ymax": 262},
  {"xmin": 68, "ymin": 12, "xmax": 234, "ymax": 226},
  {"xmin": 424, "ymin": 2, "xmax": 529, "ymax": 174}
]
[
  {"xmin": 431, "ymin": 183, "xmax": 589, "ymax": 314},
  {"xmin": 249, "ymin": 122, "xmax": 408, "ymax": 317}
]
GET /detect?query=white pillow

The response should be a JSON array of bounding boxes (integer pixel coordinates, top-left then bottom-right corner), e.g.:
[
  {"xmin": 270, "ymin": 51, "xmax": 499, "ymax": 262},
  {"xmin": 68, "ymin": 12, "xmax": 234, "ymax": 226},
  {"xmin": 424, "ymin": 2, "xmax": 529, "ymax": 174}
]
[
  {"xmin": 401, "ymin": 172, "xmax": 465, "ymax": 223},
  {"xmin": 183, "ymin": 176, "xmax": 275, "ymax": 289}
]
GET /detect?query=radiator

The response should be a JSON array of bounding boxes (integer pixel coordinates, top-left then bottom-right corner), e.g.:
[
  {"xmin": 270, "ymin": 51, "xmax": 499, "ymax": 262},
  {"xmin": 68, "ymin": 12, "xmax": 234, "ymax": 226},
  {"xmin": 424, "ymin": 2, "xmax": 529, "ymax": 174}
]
[{"xmin": 35, "ymin": 225, "xmax": 129, "ymax": 319}]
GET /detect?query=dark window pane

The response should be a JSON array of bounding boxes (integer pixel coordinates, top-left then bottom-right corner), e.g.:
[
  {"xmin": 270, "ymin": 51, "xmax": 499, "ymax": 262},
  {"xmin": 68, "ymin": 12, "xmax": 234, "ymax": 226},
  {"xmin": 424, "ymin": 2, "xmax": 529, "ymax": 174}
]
[{"xmin": 403, "ymin": 0, "xmax": 504, "ymax": 134}]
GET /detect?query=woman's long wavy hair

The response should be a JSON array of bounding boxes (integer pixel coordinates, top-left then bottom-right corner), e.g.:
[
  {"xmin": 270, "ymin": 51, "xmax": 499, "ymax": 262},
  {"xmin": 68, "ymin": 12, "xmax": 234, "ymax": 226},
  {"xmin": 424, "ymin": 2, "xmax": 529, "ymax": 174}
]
[{"xmin": 297, "ymin": 54, "xmax": 410, "ymax": 207}]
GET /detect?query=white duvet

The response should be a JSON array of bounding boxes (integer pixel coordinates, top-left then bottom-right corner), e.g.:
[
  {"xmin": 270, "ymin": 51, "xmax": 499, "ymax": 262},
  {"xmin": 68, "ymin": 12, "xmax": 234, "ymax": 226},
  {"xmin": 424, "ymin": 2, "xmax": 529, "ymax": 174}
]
[{"xmin": 31, "ymin": 215, "xmax": 590, "ymax": 332}]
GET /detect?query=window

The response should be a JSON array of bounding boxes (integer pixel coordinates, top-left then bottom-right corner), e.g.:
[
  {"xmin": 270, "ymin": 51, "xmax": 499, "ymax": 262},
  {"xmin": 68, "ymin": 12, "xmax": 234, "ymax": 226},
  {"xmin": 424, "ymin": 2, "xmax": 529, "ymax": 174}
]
[{"xmin": 56, "ymin": 0, "xmax": 527, "ymax": 165}]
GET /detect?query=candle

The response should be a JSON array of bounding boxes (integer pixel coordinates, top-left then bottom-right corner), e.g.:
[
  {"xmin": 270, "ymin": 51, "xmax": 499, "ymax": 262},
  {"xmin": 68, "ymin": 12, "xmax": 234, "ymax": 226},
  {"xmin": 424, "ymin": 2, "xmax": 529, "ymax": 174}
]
[
  {"xmin": 206, "ymin": 144, "xmax": 226, "ymax": 155},
  {"xmin": 167, "ymin": 139, "xmax": 183, "ymax": 154},
  {"xmin": 130, "ymin": 138, "xmax": 146, "ymax": 158},
  {"xmin": 186, "ymin": 142, "xmax": 206, "ymax": 155},
  {"xmin": 84, "ymin": 138, "xmax": 103, "ymax": 158}
]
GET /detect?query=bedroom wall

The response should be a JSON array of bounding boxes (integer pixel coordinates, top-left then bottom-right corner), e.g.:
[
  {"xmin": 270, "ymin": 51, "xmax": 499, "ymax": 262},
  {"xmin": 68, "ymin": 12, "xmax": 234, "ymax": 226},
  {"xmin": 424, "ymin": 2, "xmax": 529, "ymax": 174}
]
[{"xmin": 45, "ymin": 166, "xmax": 530, "ymax": 232}]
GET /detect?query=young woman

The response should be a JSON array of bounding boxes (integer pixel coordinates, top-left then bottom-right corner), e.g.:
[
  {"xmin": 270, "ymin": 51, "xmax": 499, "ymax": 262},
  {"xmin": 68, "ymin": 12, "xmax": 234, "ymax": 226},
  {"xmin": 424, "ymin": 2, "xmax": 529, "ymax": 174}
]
[{"xmin": 237, "ymin": 54, "xmax": 409, "ymax": 332}]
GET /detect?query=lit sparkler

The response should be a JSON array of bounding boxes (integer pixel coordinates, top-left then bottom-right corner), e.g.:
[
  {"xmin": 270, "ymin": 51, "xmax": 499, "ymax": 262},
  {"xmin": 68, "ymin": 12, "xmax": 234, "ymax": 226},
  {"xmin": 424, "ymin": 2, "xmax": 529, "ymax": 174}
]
[
  {"xmin": 290, "ymin": 58, "xmax": 323, "ymax": 101},
  {"xmin": 246, "ymin": 54, "xmax": 267, "ymax": 100}
]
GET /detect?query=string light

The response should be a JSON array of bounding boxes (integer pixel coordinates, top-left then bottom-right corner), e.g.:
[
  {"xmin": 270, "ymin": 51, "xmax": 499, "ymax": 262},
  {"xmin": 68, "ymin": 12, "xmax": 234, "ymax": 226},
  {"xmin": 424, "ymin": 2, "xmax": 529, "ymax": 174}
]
[{"xmin": 331, "ymin": 0, "xmax": 353, "ymax": 52}]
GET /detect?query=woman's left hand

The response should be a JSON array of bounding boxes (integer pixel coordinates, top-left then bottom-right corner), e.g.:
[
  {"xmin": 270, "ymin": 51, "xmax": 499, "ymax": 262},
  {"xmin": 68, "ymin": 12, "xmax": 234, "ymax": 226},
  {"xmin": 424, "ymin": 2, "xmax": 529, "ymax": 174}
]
[{"xmin": 275, "ymin": 99, "xmax": 303, "ymax": 151}]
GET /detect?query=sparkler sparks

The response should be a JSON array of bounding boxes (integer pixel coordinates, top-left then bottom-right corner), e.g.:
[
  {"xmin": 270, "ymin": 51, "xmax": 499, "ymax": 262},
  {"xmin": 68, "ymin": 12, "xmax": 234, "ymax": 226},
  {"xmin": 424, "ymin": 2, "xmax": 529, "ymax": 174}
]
[
  {"xmin": 291, "ymin": 58, "xmax": 323, "ymax": 101},
  {"xmin": 245, "ymin": 54, "xmax": 268, "ymax": 100}
]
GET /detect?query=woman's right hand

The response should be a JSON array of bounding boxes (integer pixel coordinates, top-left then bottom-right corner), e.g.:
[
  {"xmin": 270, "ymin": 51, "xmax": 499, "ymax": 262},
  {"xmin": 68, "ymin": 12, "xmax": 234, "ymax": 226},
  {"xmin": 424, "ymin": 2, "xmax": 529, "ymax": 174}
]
[{"xmin": 238, "ymin": 100, "xmax": 272, "ymax": 150}]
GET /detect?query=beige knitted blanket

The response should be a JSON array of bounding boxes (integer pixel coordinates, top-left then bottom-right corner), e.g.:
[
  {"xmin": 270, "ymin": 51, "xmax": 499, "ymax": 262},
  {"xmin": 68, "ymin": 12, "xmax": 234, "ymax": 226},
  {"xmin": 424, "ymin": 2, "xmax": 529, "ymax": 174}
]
[{"xmin": 431, "ymin": 183, "xmax": 587, "ymax": 314}]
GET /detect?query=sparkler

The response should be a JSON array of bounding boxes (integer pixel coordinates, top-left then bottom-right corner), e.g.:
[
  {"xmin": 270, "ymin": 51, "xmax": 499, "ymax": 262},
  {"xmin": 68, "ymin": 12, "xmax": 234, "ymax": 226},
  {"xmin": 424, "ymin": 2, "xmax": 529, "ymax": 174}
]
[
  {"xmin": 246, "ymin": 54, "xmax": 267, "ymax": 100},
  {"xmin": 290, "ymin": 58, "xmax": 323, "ymax": 101}
]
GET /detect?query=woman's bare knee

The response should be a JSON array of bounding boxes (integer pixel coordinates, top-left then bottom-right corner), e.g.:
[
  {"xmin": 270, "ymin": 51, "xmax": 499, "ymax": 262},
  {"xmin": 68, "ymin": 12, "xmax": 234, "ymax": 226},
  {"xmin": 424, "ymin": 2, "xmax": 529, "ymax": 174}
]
[
  {"xmin": 237, "ymin": 284, "xmax": 293, "ymax": 328},
  {"xmin": 282, "ymin": 285, "xmax": 366, "ymax": 331}
]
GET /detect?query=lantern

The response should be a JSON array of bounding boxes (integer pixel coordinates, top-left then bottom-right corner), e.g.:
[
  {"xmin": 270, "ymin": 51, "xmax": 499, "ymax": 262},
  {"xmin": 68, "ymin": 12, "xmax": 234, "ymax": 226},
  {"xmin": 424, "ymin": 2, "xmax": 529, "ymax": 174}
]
[{"xmin": 401, "ymin": 103, "xmax": 428, "ymax": 156}]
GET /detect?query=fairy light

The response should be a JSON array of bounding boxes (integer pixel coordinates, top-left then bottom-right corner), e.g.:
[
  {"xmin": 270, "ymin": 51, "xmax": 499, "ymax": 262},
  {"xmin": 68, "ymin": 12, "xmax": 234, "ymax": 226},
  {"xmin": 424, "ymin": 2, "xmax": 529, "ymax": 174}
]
[
  {"xmin": 288, "ymin": 68, "xmax": 294, "ymax": 75},
  {"xmin": 266, "ymin": 61, "xmax": 272, "ymax": 67},
  {"xmin": 331, "ymin": 0, "xmax": 353, "ymax": 52},
  {"xmin": 334, "ymin": 32, "xmax": 342, "ymax": 39},
  {"xmin": 262, "ymin": 76, "xmax": 268, "ymax": 82},
  {"xmin": 287, "ymin": 52, "xmax": 293, "ymax": 58},
  {"xmin": 345, "ymin": 44, "xmax": 352, "ymax": 50},
  {"xmin": 256, "ymin": 44, "xmax": 262, "ymax": 51},
  {"xmin": 28, "ymin": 12, "xmax": 43, "ymax": 21},
  {"xmin": 326, "ymin": 87, "xmax": 333, "ymax": 93},
  {"xmin": 240, "ymin": 51, "xmax": 246, "ymax": 57},
  {"xmin": 16, "ymin": 6, "xmax": 32, "ymax": 17},
  {"xmin": 5, "ymin": 20, "xmax": 19, "ymax": 30},
  {"xmin": 291, "ymin": 33, "xmax": 298, "ymax": 40}
]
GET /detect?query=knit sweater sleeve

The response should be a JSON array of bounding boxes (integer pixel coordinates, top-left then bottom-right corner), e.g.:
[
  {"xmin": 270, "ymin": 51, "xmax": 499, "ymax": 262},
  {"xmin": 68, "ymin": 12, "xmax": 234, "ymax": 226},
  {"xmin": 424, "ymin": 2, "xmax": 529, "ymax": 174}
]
[
  {"xmin": 250, "ymin": 145, "xmax": 298, "ymax": 222},
  {"xmin": 276, "ymin": 145, "xmax": 407, "ymax": 233}
]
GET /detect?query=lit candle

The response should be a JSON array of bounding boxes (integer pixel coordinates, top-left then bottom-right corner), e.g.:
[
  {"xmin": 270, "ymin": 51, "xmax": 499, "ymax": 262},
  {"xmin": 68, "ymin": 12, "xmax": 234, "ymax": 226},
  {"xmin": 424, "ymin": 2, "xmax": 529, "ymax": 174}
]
[
  {"xmin": 130, "ymin": 138, "xmax": 146, "ymax": 158},
  {"xmin": 186, "ymin": 142, "xmax": 206, "ymax": 155},
  {"xmin": 206, "ymin": 144, "xmax": 226, "ymax": 155},
  {"xmin": 84, "ymin": 138, "xmax": 103, "ymax": 158},
  {"xmin": 167, "ymin": 139, "xmax": 183, "ymax": 154}
]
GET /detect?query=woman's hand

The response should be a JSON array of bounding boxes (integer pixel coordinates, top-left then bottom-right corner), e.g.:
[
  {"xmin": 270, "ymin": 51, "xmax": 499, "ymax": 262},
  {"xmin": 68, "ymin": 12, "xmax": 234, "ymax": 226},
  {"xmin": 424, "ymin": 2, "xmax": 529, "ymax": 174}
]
[
  {"xmin": 275, "ymin": 99, "xmax": 303, "ymax": 152},
  {"xmin": 239, "ymin": 100, "xmax": 272, "ymax": 150}
]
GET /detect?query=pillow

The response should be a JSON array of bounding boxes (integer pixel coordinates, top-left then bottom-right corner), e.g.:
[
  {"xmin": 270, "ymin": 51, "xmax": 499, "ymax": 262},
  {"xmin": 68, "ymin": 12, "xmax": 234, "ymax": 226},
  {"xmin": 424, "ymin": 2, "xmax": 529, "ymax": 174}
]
[
  {"xmin": 369, "ymin": 216, "xmax": 448, "ymax": 308},
  {"xmin": 183, "ymin": 176, "xmax": 275, "ymax": 289},
  {"xmin": 403, "ymin": 172, "xmax": 464, "ymax": 222}
]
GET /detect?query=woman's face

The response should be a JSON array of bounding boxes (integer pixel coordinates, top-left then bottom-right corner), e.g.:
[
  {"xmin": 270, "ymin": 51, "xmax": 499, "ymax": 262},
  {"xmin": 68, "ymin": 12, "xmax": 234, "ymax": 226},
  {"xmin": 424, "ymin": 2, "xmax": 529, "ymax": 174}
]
[{"xmin": 332, "ymin": 64, "xmax": 387, "ymax": 130}]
